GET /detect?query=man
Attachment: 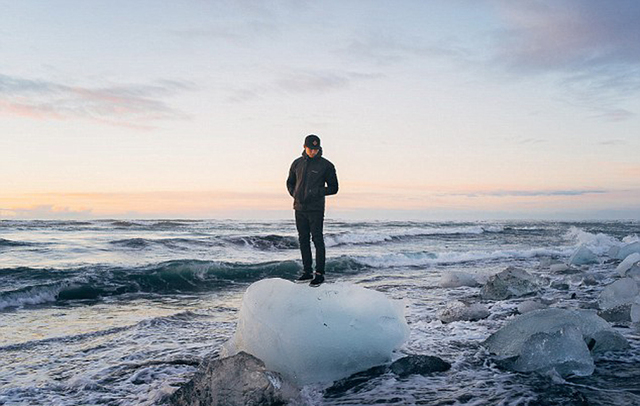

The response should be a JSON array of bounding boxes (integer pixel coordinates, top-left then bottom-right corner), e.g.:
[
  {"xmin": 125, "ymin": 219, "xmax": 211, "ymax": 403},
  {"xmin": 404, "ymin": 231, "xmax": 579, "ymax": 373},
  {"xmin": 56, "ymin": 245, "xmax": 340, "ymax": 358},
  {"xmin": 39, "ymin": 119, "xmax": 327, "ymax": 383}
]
[{"xmin": 286, "ymin": 134, "xmax": 339, "ymax": 287}]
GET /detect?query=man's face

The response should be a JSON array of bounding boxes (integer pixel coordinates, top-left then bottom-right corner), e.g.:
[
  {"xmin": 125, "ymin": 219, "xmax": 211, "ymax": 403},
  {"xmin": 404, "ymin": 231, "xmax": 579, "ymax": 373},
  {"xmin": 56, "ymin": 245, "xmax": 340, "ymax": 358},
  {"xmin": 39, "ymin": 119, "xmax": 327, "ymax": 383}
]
[{"xmin": 305, "ymin": 146, "xmax": 319, "ymax": 158}]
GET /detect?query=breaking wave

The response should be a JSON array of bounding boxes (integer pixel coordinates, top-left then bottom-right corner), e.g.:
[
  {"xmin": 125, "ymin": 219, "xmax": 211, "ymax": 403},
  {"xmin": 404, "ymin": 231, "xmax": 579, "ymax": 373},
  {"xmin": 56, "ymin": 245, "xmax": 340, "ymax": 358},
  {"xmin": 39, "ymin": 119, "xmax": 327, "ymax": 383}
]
[
  {"xmin": 0, "ymin": 258, "xmax": 366, "ymax": 309},
  {"xmin": 564, "ymin": 226, "xmax": 620, "ymax": 254},
  {"xmin": 225, "ymin": 235, "xmax": 299, "ymax": 250}
]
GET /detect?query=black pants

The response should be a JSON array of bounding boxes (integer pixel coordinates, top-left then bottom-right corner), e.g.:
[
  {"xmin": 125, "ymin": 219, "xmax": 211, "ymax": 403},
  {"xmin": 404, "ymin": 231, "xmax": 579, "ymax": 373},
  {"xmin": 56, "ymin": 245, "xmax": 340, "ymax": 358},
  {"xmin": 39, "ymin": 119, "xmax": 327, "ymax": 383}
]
[{"xmin": 295, "ymin": 210, "xmax": 325, "ymax": 274}]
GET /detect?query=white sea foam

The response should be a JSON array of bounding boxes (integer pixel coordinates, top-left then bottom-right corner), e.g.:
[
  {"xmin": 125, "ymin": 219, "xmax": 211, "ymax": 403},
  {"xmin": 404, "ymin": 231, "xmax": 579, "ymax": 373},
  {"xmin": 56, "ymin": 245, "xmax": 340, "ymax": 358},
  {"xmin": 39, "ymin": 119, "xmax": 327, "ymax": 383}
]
[
  {"xmin": 351, "ymin": 247, "xmax": 571, "ymax": 269},
  {"xmin": 0, "ymin": 285, "xmax": 62, "ymax": 310},
  {"xmin": 323, "ymin": 225, "xmax": 504, "ymax": 247},
  {"xmin": 564, "ymin": 227, "xmax": 619, "ymax": 254},
  {"xmin": 324, "ymin": 232, "xmax": 392, "ymax": 247}
]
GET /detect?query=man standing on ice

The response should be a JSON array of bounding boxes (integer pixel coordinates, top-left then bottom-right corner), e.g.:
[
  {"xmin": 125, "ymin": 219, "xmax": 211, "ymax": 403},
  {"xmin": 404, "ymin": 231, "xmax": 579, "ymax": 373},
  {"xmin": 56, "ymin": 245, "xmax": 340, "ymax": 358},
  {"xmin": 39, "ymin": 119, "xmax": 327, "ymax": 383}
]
[{"xmin": 287, "ymin": 134, "xmax": 339, "ymax": 287}]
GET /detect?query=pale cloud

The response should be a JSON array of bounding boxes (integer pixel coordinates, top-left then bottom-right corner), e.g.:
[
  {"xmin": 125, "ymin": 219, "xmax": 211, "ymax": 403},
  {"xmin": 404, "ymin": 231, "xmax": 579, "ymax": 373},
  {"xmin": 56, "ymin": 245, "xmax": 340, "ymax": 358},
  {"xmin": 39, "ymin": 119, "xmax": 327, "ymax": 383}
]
[
  {"xmin": 599, "ymin": 139, "xmax": 628, "ymax": 146},
  {"xmin": 445, "ymin": 189, "xmax": 608, "ymax": 198},
  {"xmin": 493, "ymin": 0, "xmax": 640, "ymax": 119},
  {"xmin": 494, "ymin": 1, "xmax": 640, "ymax": 71},
  {"xmin": 337, "ymin": 31, "xmax": 471, "ymax": 66},
  {"xmin": 226, "ymin": 70, "xmax": 383, "ymax": 102},
  {"xmin": 0, "ymin": 74, "xmax": 193, "ymax": 128}
]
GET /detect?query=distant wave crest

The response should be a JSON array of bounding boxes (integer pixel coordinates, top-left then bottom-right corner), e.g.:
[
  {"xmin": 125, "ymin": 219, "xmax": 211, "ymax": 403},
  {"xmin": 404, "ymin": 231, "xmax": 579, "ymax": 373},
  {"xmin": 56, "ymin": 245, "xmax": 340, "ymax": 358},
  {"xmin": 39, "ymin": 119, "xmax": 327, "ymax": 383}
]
[{"xmin": 0, "ymin": 238, "xmax": 33, "ymax": 247}]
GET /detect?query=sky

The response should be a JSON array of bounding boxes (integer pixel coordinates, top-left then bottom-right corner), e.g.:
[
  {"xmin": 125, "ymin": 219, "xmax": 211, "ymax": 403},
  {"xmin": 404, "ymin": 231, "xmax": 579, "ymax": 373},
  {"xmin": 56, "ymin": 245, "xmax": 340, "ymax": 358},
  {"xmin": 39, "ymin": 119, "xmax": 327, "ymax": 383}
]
[{"xmin": 1, "ymin": 0, "xmax": 639, "ymax": 221}]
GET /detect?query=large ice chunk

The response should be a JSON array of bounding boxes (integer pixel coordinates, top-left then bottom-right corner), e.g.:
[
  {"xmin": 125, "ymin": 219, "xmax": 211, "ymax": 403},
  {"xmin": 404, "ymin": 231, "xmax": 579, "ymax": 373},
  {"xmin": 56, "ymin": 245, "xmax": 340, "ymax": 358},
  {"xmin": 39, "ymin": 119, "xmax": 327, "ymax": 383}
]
[
  {"xmin": 598, "ymin": 278, "xmax": 639, "ymax": 310},
  {"xmin": 222, "ymin": 278, "xmax": 410, "ymax": 385},
  {"xmin": 512, "ymin": 325, "xmax": 595, "ymax": 376},
  {"xmin": 568, "ymin": 245, "xmax": 599, "ymax": 266},
  {"xmin": 484, "ymin": 308, "xmax": 628, "ymax": 359}
]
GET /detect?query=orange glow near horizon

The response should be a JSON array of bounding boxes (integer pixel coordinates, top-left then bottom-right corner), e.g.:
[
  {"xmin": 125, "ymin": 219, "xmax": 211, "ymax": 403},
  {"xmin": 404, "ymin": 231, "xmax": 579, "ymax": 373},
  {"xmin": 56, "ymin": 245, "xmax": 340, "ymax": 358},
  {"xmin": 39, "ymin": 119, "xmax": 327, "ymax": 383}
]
[{"xmin": 2, "ymin": 186, "xmax": 638, "ymax": 220}]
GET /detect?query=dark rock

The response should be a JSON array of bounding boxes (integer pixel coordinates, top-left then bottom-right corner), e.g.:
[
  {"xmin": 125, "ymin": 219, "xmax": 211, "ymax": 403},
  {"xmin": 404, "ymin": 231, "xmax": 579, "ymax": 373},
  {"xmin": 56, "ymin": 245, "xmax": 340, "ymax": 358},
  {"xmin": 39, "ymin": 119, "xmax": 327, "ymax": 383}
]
[
  {"xmin": 325, "ymin": 354, "xmax": 451, "ymax": 397},
  {"xmin": 324, "ymin": 365, "xmax": 388, "ymax": 397},
  {"xmin": 168, "ymin": 352, "xmax": 298, "ymax": 406},
  {"xmin": 389, "ymin": 355, "xmax": 451, "ymax": 378}
]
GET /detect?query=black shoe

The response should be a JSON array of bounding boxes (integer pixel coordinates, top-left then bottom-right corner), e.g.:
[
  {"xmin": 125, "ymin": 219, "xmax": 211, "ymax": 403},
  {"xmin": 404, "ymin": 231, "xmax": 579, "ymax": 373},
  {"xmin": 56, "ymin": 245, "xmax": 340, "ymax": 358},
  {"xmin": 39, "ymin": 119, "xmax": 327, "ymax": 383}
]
[
  {"xmin": 309, "ymin": 273, "xmax": 325, "ymax": 287},
  {"xmin": 296, "ymin": 272, "xmax": 313, "ymax": 283}
]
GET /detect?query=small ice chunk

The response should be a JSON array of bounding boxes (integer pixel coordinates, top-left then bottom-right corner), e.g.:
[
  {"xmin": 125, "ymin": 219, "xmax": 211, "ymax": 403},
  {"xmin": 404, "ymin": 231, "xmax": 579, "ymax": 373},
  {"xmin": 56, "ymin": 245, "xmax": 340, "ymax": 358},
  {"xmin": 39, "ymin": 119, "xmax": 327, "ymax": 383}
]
[
  {"xmin": 598, "ymin": 304, "xmax": 632, "ymax": 323},
  {"xmin": 617, "ymin": 253, "xmax": 640, "ymax": 277},
  {"xmin": 598, "ymin": 278, "xmax": 639, "ymax": 310},
  {"xmin": 480, "ymin": 267, "xmax": 540, "ymax": 300},
  {"xmin": 437, "ymin": 301, "xmax": 490, "ymax": 323},
  {"xmin": 517, "ymin": 300, "xmax": 548, "ymax": 314},
  {"xmin": 222, "ymin": 278, "xmax": 410, "ymax": 385},
  {"xmin": 568, "ymin": 245, "xmax": 599, "ymax": 266},
  {"xmin": 550, "ymin": 263, "xmax": 570, "ymax": 273},
  {"xmin": 439, "ymin": 272, "xmax": 479, "ymax": 288},
  {"xmin": 628, "ymin": 264, "xmax": 640, "ymax": 280},
  {"xmin": 616, "ymin": 242, "xmax": 640, "ymax": 260},
  {"xmin": 512, "ymin": 325, "xmax": 594, "ymax": 377}
]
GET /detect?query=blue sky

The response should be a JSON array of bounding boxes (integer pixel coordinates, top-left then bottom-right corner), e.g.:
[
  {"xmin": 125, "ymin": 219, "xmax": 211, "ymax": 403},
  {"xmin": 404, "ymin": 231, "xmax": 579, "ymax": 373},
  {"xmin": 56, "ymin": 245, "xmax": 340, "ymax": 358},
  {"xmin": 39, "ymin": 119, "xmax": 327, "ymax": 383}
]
[{"xmin": 1, "ymin": 0, "xmax": 639, "ymax": 220}]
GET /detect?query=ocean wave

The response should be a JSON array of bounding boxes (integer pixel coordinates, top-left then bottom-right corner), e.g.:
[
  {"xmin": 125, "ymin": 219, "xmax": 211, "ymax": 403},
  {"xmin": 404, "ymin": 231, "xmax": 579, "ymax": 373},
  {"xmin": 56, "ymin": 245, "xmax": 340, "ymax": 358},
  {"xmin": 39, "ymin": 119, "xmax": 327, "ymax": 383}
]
[
  {"xmin": 0, "ymin": 325, "xmax": 132, "ymax": 352},
  {"xmin": 150, "ymin": 220, "xmax": 194, "ymax": 228},
  {"xmin": 109, "ymin": 238, "xmax": 219, "ymax": 250},
  {"xmin": 564, "ymin": 226, "xmax": 620, "ymax": 253},
  {"xmin": 324, "ymin": 225, "xmax": 505, "ymax": 247},
  {"xmin": 0, "ymin": 238, "xmax": 33, "ymax": 247},
  {"xmin": 0, "ymin": 258, "xmax": 367, "ymax": 308},
  {"xmin": 349, "ymin": 246, "xmax": 572, "ymax": 269},
  {"xmin": 0, "ymin": 283, "xmax": 64, "ymax": 309},
  {"xmin": 110, "ymin": 220, "xmax": 144, "ymax": 227},
  {"xmin": 225, "ymin": 235, "xmax": 299, "ymax": 250}
]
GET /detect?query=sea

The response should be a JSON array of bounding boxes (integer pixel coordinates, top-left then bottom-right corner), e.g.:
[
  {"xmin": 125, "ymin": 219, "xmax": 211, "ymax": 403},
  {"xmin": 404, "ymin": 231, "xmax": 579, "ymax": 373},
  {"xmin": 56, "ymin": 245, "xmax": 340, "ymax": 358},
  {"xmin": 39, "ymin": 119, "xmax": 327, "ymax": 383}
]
[{"xmin": 1, "ymin": 219, "xmax": 639, "ymax": 405}]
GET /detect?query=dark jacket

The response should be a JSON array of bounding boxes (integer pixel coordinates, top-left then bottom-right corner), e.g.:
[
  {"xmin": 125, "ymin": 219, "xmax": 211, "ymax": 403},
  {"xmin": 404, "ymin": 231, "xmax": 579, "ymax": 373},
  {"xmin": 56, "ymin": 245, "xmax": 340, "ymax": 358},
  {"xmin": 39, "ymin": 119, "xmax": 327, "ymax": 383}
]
[{"xmin": 286, "ymin": 148, "xmax": 339, "ymax": 211}]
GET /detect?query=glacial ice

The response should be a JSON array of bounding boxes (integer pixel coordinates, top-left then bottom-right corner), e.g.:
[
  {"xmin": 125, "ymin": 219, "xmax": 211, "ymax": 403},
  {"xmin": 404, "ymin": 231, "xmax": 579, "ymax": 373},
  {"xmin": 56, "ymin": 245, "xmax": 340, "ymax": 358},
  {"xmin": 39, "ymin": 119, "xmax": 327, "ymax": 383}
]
[
  {"xmin": 480, "ymin": 267, "xmax": 540, "ymax": 300},
  {"xmin": 617, "ymin": 253, "xmax": 640, "ymax": 277},
  {"xmin": 222, "ymin": 278, "xmax": 410, "ymax": 385},
  {"xmin": 439, "ymin": 272, "xmax": 479, "ymax": 288},
  {"xmin": 616, "ymin": 241, "xmax": 640, "ymax": 260},
  {"xmin": 598, "ymin": 278, "xmax": 639, "ymax": 310},
  {"xmin": 512, "ymin": 325, "xmax": 594, "ymax": 376},
  {"xmin": 484, "ymin": 308, "xmax": 628, "ymax": 360},
  {"xmin": 628, "ymin": 264, "xmax": 640, "ymax": 280},
  {"xmin": 437, "ymin": 301, "xmax": 490, "ymax": 323},
  {"xmin": 568, "ymin": 245, "xmax": 599, "ymax": 266}
]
